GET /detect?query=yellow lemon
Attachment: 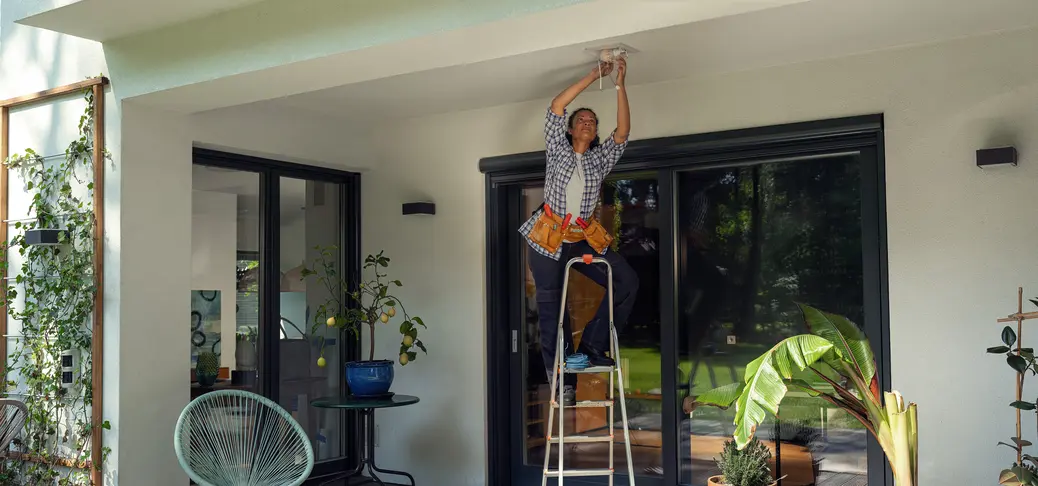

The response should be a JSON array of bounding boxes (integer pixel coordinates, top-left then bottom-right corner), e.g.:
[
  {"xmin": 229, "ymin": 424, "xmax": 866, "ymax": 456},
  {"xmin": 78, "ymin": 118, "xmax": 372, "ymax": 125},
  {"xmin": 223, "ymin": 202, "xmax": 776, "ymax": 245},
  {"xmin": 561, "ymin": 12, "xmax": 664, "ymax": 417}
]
[
  {"xmin": 388, "ymin": 307, "xmax": 396, "ymax": 317},
  {"xmin": 317, "ymin": 357, "xmax": 327, "ymax": 368},
  {"xmin": 326, "ymin": 316, "xmax": 336, "ymax": 327},
  {"xmin": 399, "ymin": 353, "xmax": 409, "ymax": 365},
  {"xmin": 380, "ymin": 313, "xmax": 389, "ymax": 323},
  {"xmin": 403, "ymin": 335, "xmax": 414, "ymax": 347}
]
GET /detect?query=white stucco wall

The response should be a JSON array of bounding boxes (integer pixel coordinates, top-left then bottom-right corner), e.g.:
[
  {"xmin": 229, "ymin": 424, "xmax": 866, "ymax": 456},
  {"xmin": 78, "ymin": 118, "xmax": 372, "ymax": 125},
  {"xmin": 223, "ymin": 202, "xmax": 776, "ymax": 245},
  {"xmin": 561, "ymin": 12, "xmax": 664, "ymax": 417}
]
[
  {"xmin": 0, "ymin": 2, "xmax": 129, "ymax": 484},
  {"xmin": 8, "ymin": 1, "xmax": 1038, "ymax": 484},
  {"xmin": 357, "ymin": 26, "xmax": 1038, "ymax": 485}
]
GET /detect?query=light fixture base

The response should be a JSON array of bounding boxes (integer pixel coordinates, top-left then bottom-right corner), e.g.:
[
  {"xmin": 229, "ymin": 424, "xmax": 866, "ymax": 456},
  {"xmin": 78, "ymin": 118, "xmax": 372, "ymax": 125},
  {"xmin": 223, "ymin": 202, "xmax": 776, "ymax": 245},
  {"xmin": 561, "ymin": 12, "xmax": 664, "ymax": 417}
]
[{"xmin": 584, "ymin": 43, "xmax": 639, "ymax": 61}]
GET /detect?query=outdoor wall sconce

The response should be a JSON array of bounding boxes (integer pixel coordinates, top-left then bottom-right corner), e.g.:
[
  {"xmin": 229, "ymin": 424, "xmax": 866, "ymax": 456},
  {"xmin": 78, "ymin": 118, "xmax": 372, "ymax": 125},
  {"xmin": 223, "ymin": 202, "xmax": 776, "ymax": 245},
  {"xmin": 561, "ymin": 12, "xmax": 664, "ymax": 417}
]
[
  {"xmin": 402, "ymin": 202, "xmax": 435, "ymax": 215},
  {"xmin": 24, "ymin": 228, "xmax": 69, "ymax": 246},
  {"xmin": 977, "ymin": 146, "xmax": 1018, "ymax": 169}
]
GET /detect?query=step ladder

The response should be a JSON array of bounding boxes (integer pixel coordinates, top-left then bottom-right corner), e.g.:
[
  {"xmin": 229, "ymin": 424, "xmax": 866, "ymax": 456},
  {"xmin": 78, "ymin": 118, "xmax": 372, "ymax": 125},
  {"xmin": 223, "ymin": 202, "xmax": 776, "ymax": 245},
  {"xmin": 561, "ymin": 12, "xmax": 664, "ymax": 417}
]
[{"xmin": 542, "ymin": 254, "xmax": 636, "ymax": 485}]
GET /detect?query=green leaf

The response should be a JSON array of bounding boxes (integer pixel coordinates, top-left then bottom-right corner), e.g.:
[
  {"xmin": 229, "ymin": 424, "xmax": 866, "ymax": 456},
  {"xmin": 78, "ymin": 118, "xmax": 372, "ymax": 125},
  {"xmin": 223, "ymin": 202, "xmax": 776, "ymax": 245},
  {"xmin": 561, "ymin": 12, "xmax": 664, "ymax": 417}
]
[
  {"xmin": 400, "ymin": 321, "xmax": 413, "ymax": 334},
  {"xmin": 694, "ymin": 382, "xmax": 745, "ymax": 409},
  {"xmin": 406, "ymin": 351, "xmax": 416, "ymax": 360},
  {"xmin": 798, "ymin": 303, "xmax": 877, "ymax": 396},
  {"xmin": 1001, "ymin": 468, "xmax": 1023, "ymax": 486},
  {"xmin": 713, "ymin": 334, "xmax": 834, "ymax": 449},
  {"xmin": 1009, "ymin": 355, "xmax": 1029, "ymax": 373},
  {"xmin": 415, "ymin": 339, "xmax": 427, "ymax": 353},
  {"xmin": 1014, "ymin": 436, "xmax": 1034, "ymax": 447},
  {"xmin": 786, "ymin": 379, "xmax": 823, "ymax": 396},
  {"xmin": 999, "ymin": 441, "xmax": 1020, "ymax": 452},
  {"xmin": 1005, "ymin": 326, "xmax": 1019, "ymax": 347},
  {"xmin": 393, "ymin": 280, "xmax": 402, "ymax": 286},
  {"xmin": 1011, "ymin": 401, "xmax": 1037, "ymax": 411},
  {"xmin": 414, "ymin": 316, "xmax": 426, "ymax": 327},
  {"xmin": 989, "ymin": 346, "xmax": 1012, "ymax": 354}
]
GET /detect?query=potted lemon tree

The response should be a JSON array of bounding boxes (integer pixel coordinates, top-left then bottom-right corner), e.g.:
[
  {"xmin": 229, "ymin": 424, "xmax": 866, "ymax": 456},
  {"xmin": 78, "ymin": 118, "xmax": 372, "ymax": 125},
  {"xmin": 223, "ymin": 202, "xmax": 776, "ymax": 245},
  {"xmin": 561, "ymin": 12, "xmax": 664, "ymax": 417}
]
[{"xmin": 303, "ymin": 247, "xmax": 428, "ymax": 397}]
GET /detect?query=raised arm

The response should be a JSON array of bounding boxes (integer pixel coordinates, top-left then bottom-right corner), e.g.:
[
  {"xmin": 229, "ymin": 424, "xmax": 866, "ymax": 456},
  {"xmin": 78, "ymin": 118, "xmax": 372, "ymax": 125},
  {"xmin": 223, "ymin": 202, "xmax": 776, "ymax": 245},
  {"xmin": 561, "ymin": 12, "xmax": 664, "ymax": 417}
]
[
  {"xmin": 550, "ymin": 63, "xmax": 614, "ymax": 116},
  {"xmin": 613, "ymin": 58, "xmax": 630, "ymax": 144},
  {"xmin": 596, "ymin": 58, "xmax": 631, "ymax": 174}
]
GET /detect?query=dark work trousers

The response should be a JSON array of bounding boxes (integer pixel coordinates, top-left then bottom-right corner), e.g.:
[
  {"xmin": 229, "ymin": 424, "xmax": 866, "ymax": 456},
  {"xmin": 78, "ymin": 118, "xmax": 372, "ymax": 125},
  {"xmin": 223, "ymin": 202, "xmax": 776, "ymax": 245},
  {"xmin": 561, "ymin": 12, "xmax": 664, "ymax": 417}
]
[{"xmin": 528, "ymin": 240, "xmax": 639, "ymax": 388}]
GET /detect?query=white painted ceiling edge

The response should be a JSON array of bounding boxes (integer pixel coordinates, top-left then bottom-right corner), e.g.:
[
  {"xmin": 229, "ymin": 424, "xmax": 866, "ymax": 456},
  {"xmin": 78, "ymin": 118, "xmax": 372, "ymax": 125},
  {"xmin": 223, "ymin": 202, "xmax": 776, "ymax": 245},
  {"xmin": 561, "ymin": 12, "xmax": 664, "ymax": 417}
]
[
  {"xmin": 16, "ymin": 0, "xmax": 266, "ymax": 41},
  {"xmin": 265, "ymin": 0, "xmax": 1038, "ymax": 122},
  {"xmin": 102, "ymin": 0, "xmax": 810, "ymax": 113}
]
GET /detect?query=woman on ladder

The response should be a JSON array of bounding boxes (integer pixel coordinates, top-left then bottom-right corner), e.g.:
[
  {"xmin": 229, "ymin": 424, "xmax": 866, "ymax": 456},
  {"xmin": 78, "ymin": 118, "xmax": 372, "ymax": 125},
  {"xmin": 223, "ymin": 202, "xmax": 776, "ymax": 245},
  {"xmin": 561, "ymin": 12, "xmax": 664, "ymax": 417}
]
[{"xmin": 518, "ymin": 57, "xmax": 639, "ymax": 406}]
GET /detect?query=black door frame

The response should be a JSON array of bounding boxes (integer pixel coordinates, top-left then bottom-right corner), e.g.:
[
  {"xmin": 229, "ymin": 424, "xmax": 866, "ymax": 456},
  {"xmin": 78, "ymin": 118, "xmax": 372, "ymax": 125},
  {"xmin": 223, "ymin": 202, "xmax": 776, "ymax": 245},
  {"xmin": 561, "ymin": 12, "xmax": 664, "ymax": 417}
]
[
  {"xmin": 480, "ymin": 114, "xmax": 891, "ymax": 486},
  {"xmin": 192, "ymin": 147, "xmax": 363, "ymax": 480}
]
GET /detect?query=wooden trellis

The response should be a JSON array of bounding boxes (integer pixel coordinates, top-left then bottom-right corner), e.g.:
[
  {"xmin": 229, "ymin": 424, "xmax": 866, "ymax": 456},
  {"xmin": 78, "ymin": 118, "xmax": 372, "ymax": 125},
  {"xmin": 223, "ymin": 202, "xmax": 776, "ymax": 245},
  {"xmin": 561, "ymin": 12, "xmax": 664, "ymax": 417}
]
[
  {"xmin": 0, "ymin": 76, "xmax": 109, "ymax": 484},
  {"xmin": 997, "ymin": 287, "xmax": 1038, "ymax": 466}
]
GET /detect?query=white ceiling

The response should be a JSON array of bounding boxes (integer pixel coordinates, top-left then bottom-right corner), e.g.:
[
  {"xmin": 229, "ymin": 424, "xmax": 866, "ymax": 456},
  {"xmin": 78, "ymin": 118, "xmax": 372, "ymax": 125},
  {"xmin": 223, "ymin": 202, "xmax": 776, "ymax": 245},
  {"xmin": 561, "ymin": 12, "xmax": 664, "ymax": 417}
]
[
  {"xmin": 17, "ymin": 0, "xmax": 266, "ymax": 41},
  {"xmin": 263, "ymin": 0, "xmax": 1038, "ymax": 122}
]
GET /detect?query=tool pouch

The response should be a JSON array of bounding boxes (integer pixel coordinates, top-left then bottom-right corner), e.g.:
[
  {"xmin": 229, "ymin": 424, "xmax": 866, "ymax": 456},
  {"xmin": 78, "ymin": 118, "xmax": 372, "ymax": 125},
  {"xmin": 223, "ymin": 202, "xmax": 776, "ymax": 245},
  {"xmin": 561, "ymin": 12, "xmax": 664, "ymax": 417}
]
[
  {"xmin": 528, "ymin": 210, "xmax": 564, "ymax": 254},
  {"xmin": 582, "ymin": 218, "xmax": 614, "ymax": 254}
]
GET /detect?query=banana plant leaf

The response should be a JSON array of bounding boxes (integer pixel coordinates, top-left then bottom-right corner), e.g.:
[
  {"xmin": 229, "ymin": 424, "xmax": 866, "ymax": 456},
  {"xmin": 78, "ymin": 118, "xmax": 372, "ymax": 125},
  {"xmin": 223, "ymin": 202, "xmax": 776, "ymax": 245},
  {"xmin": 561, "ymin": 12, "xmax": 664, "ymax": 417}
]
[
  {"xmin": 799, "ymin": 303, "xmax": 881, "ymax": 401},
  {"xmin": 696, "ymin": 334, "xmax": 835, "ymax": 448}
]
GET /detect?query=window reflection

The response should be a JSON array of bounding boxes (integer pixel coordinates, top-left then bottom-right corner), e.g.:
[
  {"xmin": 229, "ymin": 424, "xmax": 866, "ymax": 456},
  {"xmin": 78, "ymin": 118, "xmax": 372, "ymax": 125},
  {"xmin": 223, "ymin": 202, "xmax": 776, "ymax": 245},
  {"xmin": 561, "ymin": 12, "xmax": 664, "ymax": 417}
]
[{"xmin": 678, "ymin": 157, "xmax": 868, "ymax": 486}]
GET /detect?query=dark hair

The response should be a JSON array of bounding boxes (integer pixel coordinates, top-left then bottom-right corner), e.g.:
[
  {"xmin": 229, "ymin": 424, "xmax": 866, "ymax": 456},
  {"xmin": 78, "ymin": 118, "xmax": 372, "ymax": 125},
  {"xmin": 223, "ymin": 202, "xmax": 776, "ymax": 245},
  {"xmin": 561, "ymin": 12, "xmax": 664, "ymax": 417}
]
[{"xmin": 566, "ymin": 107, "xmax": 600, "ymax": 149}]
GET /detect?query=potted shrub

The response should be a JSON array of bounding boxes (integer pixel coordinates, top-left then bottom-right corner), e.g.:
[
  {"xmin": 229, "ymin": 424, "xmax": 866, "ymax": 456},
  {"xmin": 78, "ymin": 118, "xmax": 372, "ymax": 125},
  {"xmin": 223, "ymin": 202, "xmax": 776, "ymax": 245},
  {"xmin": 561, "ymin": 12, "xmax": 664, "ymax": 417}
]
[
  {"xmin": 195, "ymin": 351, "xmax": 219, "ymax": 387},
  {"xmin": 691, "ymin": 303, "xmax": 918, "ymax": 486},
  {"xmin": 303, "ymin": 248, "xmax": 428, "ymax": 397},
  {"xmin": 709, "ymin": 437, "xmax": 777, "ymax": 486}
]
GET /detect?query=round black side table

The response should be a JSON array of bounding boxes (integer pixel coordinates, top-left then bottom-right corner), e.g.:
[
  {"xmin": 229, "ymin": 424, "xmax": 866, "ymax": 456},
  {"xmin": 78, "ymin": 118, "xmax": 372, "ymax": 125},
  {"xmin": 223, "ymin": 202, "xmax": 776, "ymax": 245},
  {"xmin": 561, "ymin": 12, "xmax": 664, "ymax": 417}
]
[{"xmin": 311, "ymin": 394, "xmax": 420, "ymax": 486}]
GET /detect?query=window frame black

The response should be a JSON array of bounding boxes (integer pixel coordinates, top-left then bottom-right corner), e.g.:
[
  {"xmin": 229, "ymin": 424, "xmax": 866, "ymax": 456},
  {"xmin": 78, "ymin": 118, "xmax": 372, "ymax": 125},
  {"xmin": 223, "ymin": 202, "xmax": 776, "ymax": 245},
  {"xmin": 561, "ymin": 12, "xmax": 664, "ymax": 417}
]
[
  {"xmin": 480, "ymin": 114, "xmax": 891, "ymax": 486},
  {"xmin": 192, "ymin": 147, "xmax": 363, "ymax": 482}
]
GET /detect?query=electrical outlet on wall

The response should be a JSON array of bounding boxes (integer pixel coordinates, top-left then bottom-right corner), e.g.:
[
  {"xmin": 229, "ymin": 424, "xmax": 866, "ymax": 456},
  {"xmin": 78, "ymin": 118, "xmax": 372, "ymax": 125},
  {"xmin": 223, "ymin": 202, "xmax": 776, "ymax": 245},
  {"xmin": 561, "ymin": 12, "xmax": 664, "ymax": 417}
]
[{"xmin": 726, "ymin": 335, "xmax": 737, "ymax": 345}]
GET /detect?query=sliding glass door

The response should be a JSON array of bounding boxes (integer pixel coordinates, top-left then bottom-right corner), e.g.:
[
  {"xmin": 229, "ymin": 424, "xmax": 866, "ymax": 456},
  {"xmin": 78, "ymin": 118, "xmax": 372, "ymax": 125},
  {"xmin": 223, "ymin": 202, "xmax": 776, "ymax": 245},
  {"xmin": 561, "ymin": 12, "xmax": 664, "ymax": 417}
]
[
  {"xmin": 484, "ymin": 115, "xmax": 889, "ymax": 486},
  {"xmin": 191, "ymin": 149, "xmax": 361, "ymax": 479},
  {"xmin": 676, "ymin": 156, "xmax": 869, "ymax": 486}
]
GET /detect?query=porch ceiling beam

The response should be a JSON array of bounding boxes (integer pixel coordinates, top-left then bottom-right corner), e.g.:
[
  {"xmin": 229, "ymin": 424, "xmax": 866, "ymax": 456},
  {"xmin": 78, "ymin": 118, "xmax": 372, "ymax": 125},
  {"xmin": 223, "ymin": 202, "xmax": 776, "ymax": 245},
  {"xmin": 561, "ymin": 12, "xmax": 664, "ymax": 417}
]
[{"xmin": 100, "ymin": 0, "xmax": 805, "ymax": 112}]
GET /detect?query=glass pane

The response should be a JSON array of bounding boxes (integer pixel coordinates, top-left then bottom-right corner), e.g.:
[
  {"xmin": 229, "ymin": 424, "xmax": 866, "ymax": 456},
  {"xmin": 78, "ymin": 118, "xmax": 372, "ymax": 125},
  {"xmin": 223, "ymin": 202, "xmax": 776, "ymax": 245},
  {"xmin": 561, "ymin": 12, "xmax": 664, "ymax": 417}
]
[
  {"xmin": 278, "ymin": 177, "xmax": 345, "ymax": 462},
  {"xmin": 522, "ymin": 174, "xmax": 663, "ymax": 478},
  {"xmin": 191, "ymin": 166, "xmax": 261, "ymax": 396},
  {"xmin": 677, "ymin": 156, "xmax": 867, "ymax": 485}
]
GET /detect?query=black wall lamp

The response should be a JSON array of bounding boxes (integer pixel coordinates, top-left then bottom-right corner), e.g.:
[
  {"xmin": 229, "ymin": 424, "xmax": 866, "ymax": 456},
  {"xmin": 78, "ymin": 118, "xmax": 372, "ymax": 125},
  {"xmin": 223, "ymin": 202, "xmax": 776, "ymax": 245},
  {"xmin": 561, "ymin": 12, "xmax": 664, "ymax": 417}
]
[
  {"xmin": 402, "ymin": 202, "xmax": 435, "ymax": 215},
  {"xmin": 977, "ymin": 146, "xmax": 1018, "ymax": 169}
]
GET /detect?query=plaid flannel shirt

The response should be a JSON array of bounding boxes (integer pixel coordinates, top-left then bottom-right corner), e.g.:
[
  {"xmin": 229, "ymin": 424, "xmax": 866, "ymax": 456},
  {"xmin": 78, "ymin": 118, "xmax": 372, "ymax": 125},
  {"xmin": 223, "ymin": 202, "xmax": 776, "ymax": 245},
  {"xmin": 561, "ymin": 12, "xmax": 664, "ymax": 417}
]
[{"xmin": 519, "ymin": 107, "xmax": 629, "ymax": 260}]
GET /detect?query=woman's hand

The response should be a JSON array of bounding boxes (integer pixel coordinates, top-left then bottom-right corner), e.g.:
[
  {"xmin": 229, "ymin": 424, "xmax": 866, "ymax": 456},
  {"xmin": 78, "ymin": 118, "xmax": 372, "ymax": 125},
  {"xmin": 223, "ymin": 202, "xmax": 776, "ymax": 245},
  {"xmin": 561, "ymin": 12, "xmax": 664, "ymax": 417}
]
[
  {"xmin": 615, "ymin": 58, "xmax": 627, "ymax": 87},
  {"xmin": 591, "ymin": 61, "xmax": 614, "ymax": 80}
]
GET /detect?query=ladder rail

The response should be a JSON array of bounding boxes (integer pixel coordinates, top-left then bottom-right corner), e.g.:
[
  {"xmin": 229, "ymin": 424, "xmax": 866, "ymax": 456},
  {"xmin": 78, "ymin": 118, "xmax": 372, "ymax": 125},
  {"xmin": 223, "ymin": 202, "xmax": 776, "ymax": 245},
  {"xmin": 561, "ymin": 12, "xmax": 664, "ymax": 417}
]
[{"xmin": 541, "ymin": 255, "xmax": 636, "ymax": 485}]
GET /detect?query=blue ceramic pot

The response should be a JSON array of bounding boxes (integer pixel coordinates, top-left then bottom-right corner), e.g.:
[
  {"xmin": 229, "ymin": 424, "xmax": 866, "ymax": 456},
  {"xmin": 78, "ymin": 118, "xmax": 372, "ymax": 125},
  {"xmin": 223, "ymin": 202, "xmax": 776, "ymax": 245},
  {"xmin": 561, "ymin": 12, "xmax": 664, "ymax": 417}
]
[{"xmin": 345, "ymin": 360, "xmax": 394, "ymax": 396}]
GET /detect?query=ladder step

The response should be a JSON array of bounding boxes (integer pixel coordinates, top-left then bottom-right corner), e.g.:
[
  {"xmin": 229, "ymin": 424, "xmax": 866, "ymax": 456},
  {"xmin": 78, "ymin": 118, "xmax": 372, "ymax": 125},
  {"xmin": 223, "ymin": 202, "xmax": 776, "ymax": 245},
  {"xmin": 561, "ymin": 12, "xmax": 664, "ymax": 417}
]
[
  {"xmin": 548, "ymin": 435, "xmax": 612, "ymax": 444},
  {"xmin": 544, "ymin": 468, "xmax": 613, "ymax": 478},
  {"xmin": 553, "ymin": 399, "xmax": 613, "ymax": 408},
  {"xmin": 564, "ymin": 365, "xmax": 614, "ymax": 374}
]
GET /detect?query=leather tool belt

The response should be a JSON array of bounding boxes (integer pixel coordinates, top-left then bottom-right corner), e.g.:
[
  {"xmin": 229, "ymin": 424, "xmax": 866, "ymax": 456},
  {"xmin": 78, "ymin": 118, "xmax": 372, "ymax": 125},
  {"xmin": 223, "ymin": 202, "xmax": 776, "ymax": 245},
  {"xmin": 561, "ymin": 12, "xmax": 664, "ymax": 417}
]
[{"xmin": 528, "ymin": 203, "xmax": 613, "ymax": 255}]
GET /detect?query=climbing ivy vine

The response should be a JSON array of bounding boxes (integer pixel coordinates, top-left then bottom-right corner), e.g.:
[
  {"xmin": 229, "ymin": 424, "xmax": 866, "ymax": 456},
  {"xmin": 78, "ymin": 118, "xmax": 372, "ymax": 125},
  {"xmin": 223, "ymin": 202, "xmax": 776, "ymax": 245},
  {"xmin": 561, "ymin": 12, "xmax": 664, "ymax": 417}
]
[{"xmin": 0, "ymin": 88, "xmax": 109, "ymax": 485}]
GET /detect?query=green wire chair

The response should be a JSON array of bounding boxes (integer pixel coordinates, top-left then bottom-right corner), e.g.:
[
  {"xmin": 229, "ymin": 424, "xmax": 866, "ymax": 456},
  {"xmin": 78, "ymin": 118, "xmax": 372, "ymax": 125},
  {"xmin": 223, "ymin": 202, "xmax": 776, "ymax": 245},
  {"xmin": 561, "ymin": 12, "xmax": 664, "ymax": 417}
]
[
  {"xmin": 0, "ymin": 399, "xmax": 27, "ymax": 453},
  {"xmin": 174, "ymin": 390, "xmax": 314, "ymax": 486}
]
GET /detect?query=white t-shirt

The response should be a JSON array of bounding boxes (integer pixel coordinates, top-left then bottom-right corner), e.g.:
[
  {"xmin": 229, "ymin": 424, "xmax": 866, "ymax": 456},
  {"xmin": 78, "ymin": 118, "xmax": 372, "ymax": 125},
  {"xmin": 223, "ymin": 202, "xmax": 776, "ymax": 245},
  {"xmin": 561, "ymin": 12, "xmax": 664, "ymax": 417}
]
[
  {"xmin": 564, "ymin": 152, "xmax": 585, "ymax": 219},
  {"xmin": 563, "ymin": 152, "xmax": 585, "ymax": 243}
]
